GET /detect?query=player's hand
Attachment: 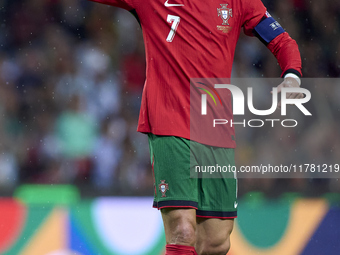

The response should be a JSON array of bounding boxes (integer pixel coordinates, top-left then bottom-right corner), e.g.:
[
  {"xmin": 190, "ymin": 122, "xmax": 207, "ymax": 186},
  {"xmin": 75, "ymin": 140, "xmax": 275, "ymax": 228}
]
[{"xmin": 274, "ymin": 77, "xmax": 303, "ymax": 108}]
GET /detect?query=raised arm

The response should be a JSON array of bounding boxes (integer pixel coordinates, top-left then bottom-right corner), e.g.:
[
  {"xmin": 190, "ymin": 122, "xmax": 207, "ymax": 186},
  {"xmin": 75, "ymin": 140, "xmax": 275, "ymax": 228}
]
[{"xmin": 253, "ymin": 13, "xmax": 302, "ymax": 79}]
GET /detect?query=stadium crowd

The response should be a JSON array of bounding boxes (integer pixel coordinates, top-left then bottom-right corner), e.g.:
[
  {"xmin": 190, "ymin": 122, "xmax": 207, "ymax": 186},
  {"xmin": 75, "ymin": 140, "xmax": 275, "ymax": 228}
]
[{"xmin": 0, "ymin": 0, "xmax": 339, "ymax": 196}]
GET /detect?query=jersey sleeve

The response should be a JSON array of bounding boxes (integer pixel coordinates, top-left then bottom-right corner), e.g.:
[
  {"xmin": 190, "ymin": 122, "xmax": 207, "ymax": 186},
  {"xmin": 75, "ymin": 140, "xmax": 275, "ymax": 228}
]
[
  {"xmin": 267, "ymin": 32, "xmax": 302, "ymax": 77},
  {"xmin": 241, "ymin": 0, "xmax": 267, "ymax": 36},
  {"xmin": 88, "ymin": 0, "xmax": 134, "ymax": 11}
]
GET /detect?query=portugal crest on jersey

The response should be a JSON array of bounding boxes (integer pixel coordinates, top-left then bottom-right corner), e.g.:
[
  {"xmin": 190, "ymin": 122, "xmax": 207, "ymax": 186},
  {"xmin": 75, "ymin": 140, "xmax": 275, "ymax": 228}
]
[
  {"xmin": 217, "ymin": 4, "xmax": 232, "ymax": 25},
  {"xmin": 159, "ymin": 180, "xmax": 169, "ymax": 197}
]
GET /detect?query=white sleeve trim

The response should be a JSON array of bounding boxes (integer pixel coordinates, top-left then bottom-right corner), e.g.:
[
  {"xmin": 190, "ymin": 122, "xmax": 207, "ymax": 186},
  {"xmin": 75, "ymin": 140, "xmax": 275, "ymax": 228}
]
[{"xmin": 284, "ymin": 73, "xmax": 301, "ymax": 86}]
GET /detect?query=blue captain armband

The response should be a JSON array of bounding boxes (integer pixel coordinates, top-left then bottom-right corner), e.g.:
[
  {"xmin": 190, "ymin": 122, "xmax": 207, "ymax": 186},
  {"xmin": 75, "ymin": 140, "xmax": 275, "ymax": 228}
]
[{"xmin": 253, "ymin": 16, "xmax": 285, "ymax": 45}]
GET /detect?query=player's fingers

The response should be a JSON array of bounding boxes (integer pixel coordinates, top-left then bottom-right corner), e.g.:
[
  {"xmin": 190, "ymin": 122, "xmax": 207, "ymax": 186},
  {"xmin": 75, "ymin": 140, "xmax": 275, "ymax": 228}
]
[
  {"xmin": 292, "ymin": 93, "xmax": 300, "ymax": 99},
  {"xmin": 287, "ymin": 91, "xmax": 304, "ymax": 99},
  {"xmin": 273, "ymin": 82, "xmax": 284, "ymax": 94},
  {"xmin": 277, "ymin": 100, "xmax": 281, "ymax": 109},
  {"xmin": 288, "ymin": 92, "xmax": 303, "ymax": 99},
  {"xmin": 276, "ymin": 83, "xmax": 283, "ymax": 94},
  {"xmin": 286, "ymin": 93, "xmax": 293, "ymax": 99},
  {"xmin": 296, "ymin": 93, "xmax": 304, "ymax": 99},
  {"xmin": 291, "ymin": 93, "xmax": 303, "ymax": 99}
]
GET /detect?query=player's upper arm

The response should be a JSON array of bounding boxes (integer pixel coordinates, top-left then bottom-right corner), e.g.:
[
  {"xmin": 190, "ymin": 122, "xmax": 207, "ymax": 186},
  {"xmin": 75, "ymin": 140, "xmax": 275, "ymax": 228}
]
[
  {"xmin": 241, "ymin": 0, "xmax": 267, "ymax": 36},
  {"xmin": 252, "ymin": 12, "xmax": 286, "ymax": 46},
  {"xmin": 241, "ymin": 0, "xmax": 302, "ymax": 77},
  {"xmin": 88, "ymin": 0, "xmax": 135, "ymax": 11},
  {"xmin": 242, "ymin": 0, "xmax": 286, "ymax": 47}
]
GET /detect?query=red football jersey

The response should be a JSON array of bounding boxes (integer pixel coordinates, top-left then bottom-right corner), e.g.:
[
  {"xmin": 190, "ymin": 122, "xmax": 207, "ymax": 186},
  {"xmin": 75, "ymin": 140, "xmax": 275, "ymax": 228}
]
[{"xmin": 90, "ymin": 0, "xmax": 268, "ymax": 147}]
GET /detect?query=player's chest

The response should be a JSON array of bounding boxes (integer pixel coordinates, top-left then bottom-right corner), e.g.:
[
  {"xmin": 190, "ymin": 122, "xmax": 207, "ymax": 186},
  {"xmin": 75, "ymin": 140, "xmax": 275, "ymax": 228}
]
[{"xmin": 143, "ymin": 0, "xmax": 242, "ymax": 36}]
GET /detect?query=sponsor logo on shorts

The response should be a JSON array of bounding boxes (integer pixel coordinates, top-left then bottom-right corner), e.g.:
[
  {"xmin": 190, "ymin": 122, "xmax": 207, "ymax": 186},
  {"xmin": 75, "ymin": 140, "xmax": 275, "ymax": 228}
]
[
  {"xmin": 159, "ymin": 180, "xmax": 169, "ymax": 197},
  {"xmin": 234, "ymin": 201, "xmax": 238, "ymax": 208}
]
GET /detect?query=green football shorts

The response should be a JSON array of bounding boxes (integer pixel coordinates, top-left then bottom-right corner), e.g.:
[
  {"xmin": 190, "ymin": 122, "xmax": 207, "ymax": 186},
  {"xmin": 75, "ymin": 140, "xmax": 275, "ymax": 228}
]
[{"xmin": 148, "ymin": 133, "xmax": 237, "ymax": 218}]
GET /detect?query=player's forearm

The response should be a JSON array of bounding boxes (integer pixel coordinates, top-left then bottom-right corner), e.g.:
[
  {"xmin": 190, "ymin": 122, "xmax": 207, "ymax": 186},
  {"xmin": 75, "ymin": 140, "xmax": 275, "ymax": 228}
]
[{"xmin": 267, "ymin": 32, "xmax": 302, "ymax": 78}]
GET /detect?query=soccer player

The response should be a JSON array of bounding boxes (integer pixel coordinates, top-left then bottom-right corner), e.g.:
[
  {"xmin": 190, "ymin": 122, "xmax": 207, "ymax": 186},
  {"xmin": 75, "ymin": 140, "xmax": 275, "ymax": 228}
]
[{"xmin": 89, "ymin": 0, "xmax": 302, "ymax": 254}]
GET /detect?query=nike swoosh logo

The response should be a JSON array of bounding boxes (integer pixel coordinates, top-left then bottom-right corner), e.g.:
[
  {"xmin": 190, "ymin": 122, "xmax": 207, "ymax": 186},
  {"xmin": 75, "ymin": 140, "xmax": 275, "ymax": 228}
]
[
  {"xmin": 234, "ymin": 201, "xmax": 238, "ymax": 208},
  {"xmin": 164, "ymin": 0, "xmax": 184, "ymax": 7}
]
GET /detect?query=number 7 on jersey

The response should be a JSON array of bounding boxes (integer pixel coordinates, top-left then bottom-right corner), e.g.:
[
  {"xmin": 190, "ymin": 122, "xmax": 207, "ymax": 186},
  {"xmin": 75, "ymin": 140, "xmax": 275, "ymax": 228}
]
[{"xmin": 166, "ymin": 15, "xmax": 180, "ymax": 42}]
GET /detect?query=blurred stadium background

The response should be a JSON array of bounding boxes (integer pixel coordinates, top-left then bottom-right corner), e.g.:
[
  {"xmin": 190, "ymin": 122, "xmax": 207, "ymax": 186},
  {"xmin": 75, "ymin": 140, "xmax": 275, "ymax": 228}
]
[{"xmin": 0, "ymin": 0, "xmax": 339, "ymax": 254}]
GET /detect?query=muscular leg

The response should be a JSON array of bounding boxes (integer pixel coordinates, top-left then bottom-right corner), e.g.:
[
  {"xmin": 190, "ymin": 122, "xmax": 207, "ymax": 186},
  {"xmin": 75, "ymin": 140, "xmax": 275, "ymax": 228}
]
[
  {"xmin": 195, "ymin": 218, "xmax": 234, "ymax": 255},
  {"xmin": 161, "ymin": 208, "xmax": 197, "ymax": 246},
  {"xmin": 161, "ymin": 207, "xmax": 234, "ymax": 255}
]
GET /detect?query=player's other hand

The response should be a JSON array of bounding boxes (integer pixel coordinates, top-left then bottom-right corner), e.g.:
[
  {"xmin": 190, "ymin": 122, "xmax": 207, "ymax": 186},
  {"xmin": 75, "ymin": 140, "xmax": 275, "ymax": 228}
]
[{"xmin": 274, "ymin": 77, "xmax": 303, "ymax": 108}]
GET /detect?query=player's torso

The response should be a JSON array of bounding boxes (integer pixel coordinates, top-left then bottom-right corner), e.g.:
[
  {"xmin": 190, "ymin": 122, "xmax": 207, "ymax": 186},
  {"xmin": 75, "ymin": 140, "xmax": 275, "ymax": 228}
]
[{"xmin": 136, "ymin": 0, "xmax": 244, "ymax": 78}]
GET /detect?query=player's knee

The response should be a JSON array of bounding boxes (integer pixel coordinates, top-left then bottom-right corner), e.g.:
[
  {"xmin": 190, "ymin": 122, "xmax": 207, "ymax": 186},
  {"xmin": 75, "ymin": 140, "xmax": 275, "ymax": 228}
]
[
  {"xmin": 199, "ymin": 239, "xmax": 230, "ymax": 255},
  {"xmin": 170, "ymin": 223, "xmax": 196, "ymax": 246},
  {"xmin": 162, "ymin": 209, "xmax": 196, "ymax": 246},
  {"xmin": 198, "ymin": 233, "xmax": 231, "ymax": 255}
]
